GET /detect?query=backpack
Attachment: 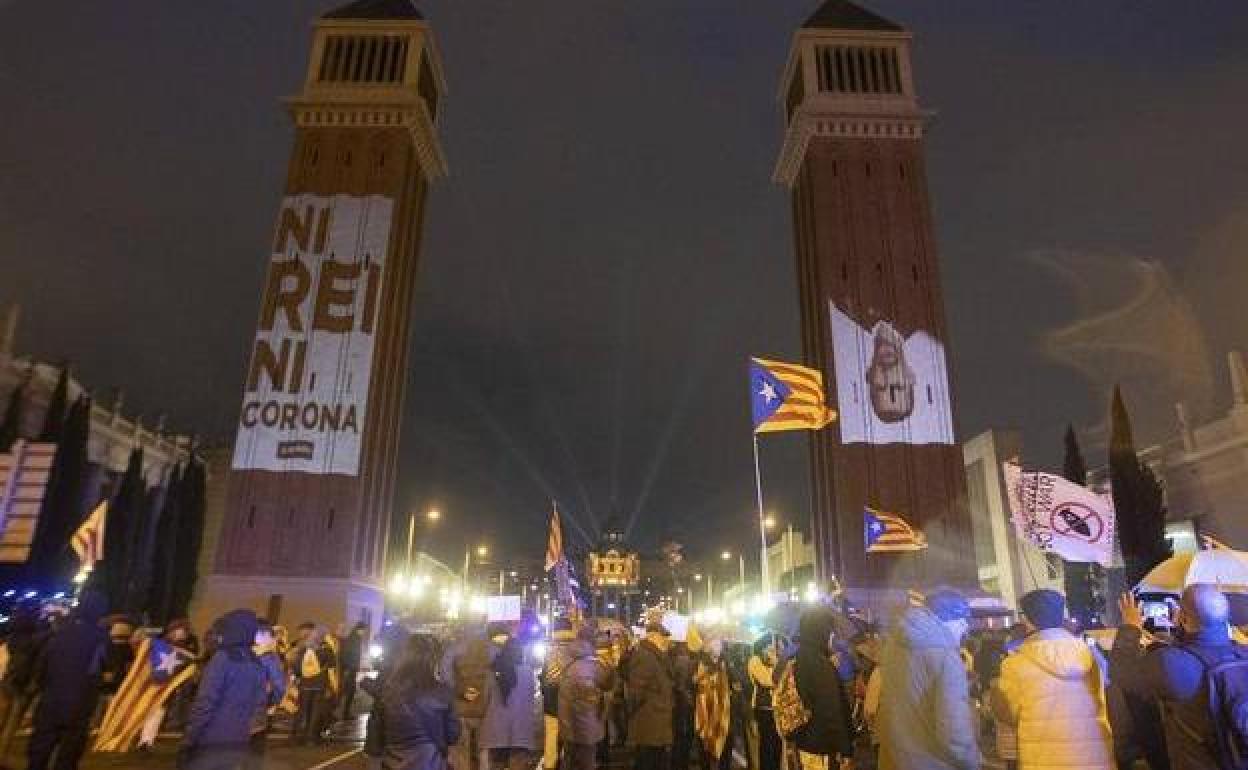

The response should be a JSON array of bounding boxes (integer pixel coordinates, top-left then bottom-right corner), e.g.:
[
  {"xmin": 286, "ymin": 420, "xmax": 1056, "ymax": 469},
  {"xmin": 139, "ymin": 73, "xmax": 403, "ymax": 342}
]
[
  {"xmin": 772, "ymin": 660, "xmax": 811, "ymax": 738},
  {"xmin": 1184, "ymin": 644, "xmax": 1248, "ymax": 770},
  {"xmin": 454, "ymin": 639, "xmax": 493, "ymax": 718}
]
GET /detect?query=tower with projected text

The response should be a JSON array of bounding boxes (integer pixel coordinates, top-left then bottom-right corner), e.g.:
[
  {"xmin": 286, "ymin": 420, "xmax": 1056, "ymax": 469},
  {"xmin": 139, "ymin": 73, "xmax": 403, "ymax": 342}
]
[
  {"xmin": 196, "ymin": 0, "xmax": 446, "ymax": 631},
  {"xmin": 775, "ymin": 1, "xmax": 977, "ymax": 599}
]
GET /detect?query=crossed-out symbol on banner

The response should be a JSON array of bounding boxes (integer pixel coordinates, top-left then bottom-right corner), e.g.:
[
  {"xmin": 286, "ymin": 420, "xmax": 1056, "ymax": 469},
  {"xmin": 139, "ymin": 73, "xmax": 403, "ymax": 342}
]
[{"xmin": 1050, "ymin": 502, "xmax": 1104, "ymax": 543}]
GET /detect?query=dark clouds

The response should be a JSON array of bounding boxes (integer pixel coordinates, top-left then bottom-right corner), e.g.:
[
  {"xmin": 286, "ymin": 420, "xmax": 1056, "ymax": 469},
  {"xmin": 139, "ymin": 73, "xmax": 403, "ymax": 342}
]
[{"xmin": 2, "ymin": 1, "xmax": 1246, "ymax": 564}]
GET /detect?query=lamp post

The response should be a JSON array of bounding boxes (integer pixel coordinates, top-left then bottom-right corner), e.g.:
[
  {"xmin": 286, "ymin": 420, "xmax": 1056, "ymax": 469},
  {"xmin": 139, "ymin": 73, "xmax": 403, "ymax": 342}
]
[{"xmin": 406, "ymin": 508, "xmax": 441, "ymax": 577}]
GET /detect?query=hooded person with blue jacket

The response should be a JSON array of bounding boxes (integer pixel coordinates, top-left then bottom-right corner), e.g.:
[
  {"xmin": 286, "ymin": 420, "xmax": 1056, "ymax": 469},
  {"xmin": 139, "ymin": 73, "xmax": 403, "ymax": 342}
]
[
  {"xmin": 877, "ymin": 590, "xmax": 981, "ymax": 770},
  {"xmin": 179, "ymin": 609, "xmax": 268, "ymax": 770}
]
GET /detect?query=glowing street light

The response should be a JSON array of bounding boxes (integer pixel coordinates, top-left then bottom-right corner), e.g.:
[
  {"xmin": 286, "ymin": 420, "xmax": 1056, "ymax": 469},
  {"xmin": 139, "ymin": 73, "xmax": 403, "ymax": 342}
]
[
  {"xmin": 763, "ymin": 514, "xmax": 777, "ymax": 530},
  {"xmin": 721, "ymin": 551, "xmax": 732, "ymax": 561},
  {"xmin": 476, "ymin": 545, "xmax": 489, "ymax": 559},
  {"xmin": 427, "ymin": 509, "xmax": 441, "ymax": 522}
]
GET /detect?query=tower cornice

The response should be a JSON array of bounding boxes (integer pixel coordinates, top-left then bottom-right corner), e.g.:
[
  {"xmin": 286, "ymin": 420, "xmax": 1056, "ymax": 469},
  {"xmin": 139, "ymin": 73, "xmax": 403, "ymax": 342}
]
[{"xmin": 773, "ymin": 24, "xmax": 928, "ymax": 186}]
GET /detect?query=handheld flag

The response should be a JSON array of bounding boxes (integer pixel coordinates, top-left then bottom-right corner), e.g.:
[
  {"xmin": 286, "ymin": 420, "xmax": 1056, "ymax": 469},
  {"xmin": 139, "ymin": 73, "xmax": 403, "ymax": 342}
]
[
  {"xmin": 864, "ymin": 507, "xmax": 928, "ymax": 553},
  {"xmin": 1003, "ymin": 461, "xmax": 1116, "ymax": 566},
  {"xmin": 70, "ymin": 501, "xmax": 107, "ymax": 569},
  {"xmin": 751, "ymin": 357, "xmax": 835, "ymax": 433},
  {"xmin": 94, "ymin": 637, "xmax": 197, "ymax": 751}
]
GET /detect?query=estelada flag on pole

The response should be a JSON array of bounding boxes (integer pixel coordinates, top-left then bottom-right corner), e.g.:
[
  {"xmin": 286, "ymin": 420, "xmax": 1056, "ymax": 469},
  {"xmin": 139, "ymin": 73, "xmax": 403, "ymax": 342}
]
[
  {"xmin": 544, "ymin": 504, "xmax": 563, "ymax": 572},
  {"xmin": 864, "ymin": 507, "xmax": 928, "ymax": 553},
  {"xmin": 750, "ymin": 357, "xmax": 836, "ymax": 433},
  {"xmin": 70, "ymin": 501, "xmax": 107, "ymax": 569}
]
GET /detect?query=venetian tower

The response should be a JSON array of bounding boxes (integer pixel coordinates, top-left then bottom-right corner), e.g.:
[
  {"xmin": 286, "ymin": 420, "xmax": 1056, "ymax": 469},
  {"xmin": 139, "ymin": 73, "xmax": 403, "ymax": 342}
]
[
  {"xmin": 775, "ymin": 1, "xmax": 977, "ymax": 597},
  {"xmin": 197, "ymin": 0, "xmax": 446, "ymax": 630}
]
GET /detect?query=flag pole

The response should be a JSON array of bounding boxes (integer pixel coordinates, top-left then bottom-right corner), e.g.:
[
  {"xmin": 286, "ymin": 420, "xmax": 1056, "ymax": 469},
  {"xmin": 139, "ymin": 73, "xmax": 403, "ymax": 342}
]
[{"xmin": 752, "ymin": 434, "xmax": 771, "ymax": 597}]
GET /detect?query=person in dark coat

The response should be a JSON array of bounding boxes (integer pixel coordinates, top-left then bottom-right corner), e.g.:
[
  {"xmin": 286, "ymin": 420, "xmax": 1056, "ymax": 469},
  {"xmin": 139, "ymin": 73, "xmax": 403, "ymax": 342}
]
[
  {"xmin": 627, "ymin": 622, "xmax": 675, "ymax": 770},
  {"xmin": 289, "ymin": 623, "xmax": 337, "ymax": 745},
  {"xmin": 1112, "ymin": 586, "xmax": 1241, "ymax": 770},
  {"xmin": 668, "ymin": 642, "xmax": 695, "ymax": 770},
  {"xmin": 481, "ymin": 637, "xmax": 540, "ymax": 770},
  {"xmin": 27, "ymin": 589, "xmax": 109, "ymax": 770},
  {"xmin": 558, "ymin": 638, "xmax": 617, "ymax": 770},
  {"xmin": 340, "ymin": 622, "xmax": 369, "ymax": 721},
  {"xmin": 791, "ymin": 606, "xmax": 855, "ymax": 768},
  {"xmin": 179, "ymin": 609, "xmax": 268, "ymax": 770},
  {"xmin": 368, "ymin": 633, "xmax": 460, "ymax": 770},
  {"xmin": 0, "ymin": 602, "xmax": 47, "ymax": 759}
]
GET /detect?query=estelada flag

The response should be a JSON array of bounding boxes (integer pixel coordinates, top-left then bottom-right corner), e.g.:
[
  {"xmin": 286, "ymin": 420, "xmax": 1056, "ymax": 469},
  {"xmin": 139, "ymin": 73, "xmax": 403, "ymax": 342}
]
[
  {"xmin": 70, "ymin": 501, "xmax": 107, "ymax": 569},
  {"xmin": 864, "ymin": 507, "xmax": 928, "ymax": 553},
  {"xmin": 751, "ymin": 357, "xmax": 836, "ymax": 433},
  {"xmin": 94, "ymin": 637, "xmax": 197, "ymax": 751},
  {"xmin": 544, "ymin": 504, "xmax": 563, "ymax": 572}
]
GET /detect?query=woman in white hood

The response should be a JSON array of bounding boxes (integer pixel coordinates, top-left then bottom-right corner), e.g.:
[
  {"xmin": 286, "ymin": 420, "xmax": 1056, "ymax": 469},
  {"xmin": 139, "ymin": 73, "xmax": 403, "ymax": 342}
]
[{"xmin": 991, "ymin": 589, "xmax": 1113, "ymax": 770}]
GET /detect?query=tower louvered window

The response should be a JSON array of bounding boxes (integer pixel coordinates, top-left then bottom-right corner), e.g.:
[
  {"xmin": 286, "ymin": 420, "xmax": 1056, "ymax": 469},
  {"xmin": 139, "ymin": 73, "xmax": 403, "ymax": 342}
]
[
  {"xmin": 815, "ymin": 46, "xmax": 902, "ymax": 95},
  {"xmin": 318, "ymin": 35, "xmax": 410, "ymax": 84}
]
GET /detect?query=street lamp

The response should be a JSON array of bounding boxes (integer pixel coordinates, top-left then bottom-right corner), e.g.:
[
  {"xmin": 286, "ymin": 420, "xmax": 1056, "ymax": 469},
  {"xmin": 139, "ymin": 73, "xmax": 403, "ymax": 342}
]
[
  {"xmin": 477, "ymin": 545, "xmax": 489, "ymax": 559},
  {"xmin": 721, "ymin": 551, "xmax": 732, "ymax": 561},
  {"xmin": 763, "ymin": 515, "xmax": 777, "ymax": 530},
  {"xmin": 407, "ymin": 507, "xmax": 441, "ymax": 577}
]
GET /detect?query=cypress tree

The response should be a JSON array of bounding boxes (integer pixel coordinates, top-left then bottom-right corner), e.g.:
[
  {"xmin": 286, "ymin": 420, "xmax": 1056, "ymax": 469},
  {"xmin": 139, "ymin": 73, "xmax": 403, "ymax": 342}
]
[
  {"xmin": 27, "ymin": 394, "xmax": 91, "ymax": 589},
  {"xmin": 99, "ymin": 447, "xmax": 145, "ymax": 611},
  {"xmin": 146, "ymin": 464, "xmax": 183, "ymax": 624},
  {"xmin": 1110, "ymin": 386, "xmax": 1172, "ymax": 589},
  {"xmin": 168, "ymin": 454, "xmax": 206, "ymax": 620},
  {"xmin": 38, "ymin": 364, "xmax": 70, "ymax": 442},
  {"xmin": 0, "ymin": 376, "xmax": 25, "ymax": 452}
]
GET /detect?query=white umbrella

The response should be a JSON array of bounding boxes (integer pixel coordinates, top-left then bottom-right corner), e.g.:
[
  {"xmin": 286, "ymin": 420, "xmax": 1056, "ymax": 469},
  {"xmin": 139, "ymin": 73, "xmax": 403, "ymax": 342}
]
[{"xmin": 1136, "ymin": 549, "xmax": 1248, "ymax": 594}]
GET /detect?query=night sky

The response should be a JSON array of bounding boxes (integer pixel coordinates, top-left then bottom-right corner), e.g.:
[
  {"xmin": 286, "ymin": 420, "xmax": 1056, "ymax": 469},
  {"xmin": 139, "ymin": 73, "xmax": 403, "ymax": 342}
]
[{"xmin": 2, "ymin": 2, "xmax": 1246, "ymax": 565}]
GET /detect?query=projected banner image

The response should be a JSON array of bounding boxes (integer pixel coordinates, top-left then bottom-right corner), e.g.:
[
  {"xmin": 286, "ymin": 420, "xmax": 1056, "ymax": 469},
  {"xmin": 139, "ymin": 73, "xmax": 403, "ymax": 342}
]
[
  {"xmin": 232, "ymin": 193, "xmax": 394, "ymax": 476},
  {"xmin": 829, "ymin": 301, "xmax": 955, "ymax": 445}
]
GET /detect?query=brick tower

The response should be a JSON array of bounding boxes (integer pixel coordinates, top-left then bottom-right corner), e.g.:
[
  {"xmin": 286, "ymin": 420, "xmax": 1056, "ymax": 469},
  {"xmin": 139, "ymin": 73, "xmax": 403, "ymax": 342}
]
[
  {"xmin": 774, "ymin": 1, "xmax": 977, "ymax": 598},
  {"xmin": 197, "ymin": 0, "xmax": 446, "ymax": 631}
]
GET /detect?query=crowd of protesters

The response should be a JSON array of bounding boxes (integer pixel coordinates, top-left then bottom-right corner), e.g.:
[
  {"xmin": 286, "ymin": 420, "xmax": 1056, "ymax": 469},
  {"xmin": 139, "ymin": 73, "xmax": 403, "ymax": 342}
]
[{"xmin": 3, "ymin": 581, "xmax": 1248, "ymax": 770}]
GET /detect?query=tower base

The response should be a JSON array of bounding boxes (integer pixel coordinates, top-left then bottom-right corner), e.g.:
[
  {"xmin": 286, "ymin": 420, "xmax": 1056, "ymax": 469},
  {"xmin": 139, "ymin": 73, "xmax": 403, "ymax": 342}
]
[{"xmin": 191, "ymin": 574, "xmax": 383, "ymax": 636}]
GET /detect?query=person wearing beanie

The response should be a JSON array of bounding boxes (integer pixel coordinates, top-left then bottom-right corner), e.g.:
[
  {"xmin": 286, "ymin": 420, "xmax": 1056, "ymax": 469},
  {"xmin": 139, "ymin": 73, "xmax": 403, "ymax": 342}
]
[
  {"xmin": 540, "ymin": 617, "xmax": 579, "ymax": 770},
  {"xmin": 877, "ymin": 589, "xmax": 980, "ymax": 770},
  {"xmin": 990, "ymin": 590, "xmax": 1112, "ymax": 770}
]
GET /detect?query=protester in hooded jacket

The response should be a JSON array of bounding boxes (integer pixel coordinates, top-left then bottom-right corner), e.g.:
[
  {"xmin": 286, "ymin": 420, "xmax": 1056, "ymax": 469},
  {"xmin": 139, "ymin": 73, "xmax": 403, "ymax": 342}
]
[
  {"xmin": 27, "ymin": 589, "xmax": 109, "ymax": 770},
  {"xmin": 791, "ymin": 606, "xmax": 855, "ymax": 770},
  {"xmin": 250, "ymin": 621, "xmax": 288, "ymax": 760},
  {"xmin": 341, "ymin": 622, "xmax": 370, "ymax": 721},
  {"xmin": 541, "ymin": 618, "xmax": 579, "ymax": 770},
  {"xmin": 179, "ymin": 609, "xmax": 268, "ymax": 770},
  {"xmin": 668, "ymin": 641, "xmax": 696, "ymax": 770},
  {"xmin": 694, "ymin": 639, "xmax": 734, "ymax": 770},
  {"xmin": 440, "ymin": 623, "xmax": 504, "ymax": 770},
  {"xmin": 481, "ymin": 637, "xmax": 540, "ymax": 770},
  {"xmin": 1112, "ymin": 585, "xmax": 1243, "ymax": 770},
  {"xmin": 747, "ymin": 634, "xmax": 781, "ymax": 770},
  {"xmin": 877, "ymin": 590, "xmax": 981, "ymax": 770},
  {"xmin": 991, "ymin": 590, "xmax": 1112, "ymax": 770},
  {"xmin": 290, "ymin": 623, "xmax": 337, "ymax": 745},
  {"xmin": 369, "ymin": 633, "xmax": 460, "ymax": 770},
  {"xmin": 627, "ymin": 622, "xmax": 675, "ymax": 770},
  {"xmin": 558, "ymin": 638, "xmax": 617, "ymax": 770}
]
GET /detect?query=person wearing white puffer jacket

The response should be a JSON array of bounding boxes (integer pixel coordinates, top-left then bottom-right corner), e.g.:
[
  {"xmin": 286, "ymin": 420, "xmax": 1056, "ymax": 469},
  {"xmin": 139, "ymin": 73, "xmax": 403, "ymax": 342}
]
[{"xmin": 991, "ymin": 589, "xmax": 1113, "ymax": 770}]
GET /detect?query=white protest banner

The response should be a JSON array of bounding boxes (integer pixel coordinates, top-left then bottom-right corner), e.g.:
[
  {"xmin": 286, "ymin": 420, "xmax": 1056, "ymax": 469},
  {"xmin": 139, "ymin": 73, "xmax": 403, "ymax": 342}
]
[
  {"xmin": 486, "ymin": 596, "xmax": 523, "ymax": 622},
  {"xmin": 1004, "ymin": 461, "xmax": 1115, "ymax": 566}
]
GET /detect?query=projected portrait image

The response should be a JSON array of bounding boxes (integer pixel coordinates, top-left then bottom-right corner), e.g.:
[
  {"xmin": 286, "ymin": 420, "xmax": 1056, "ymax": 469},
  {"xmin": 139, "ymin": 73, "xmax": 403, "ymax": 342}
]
[{"xmin": 830, "ymin": 302, "xmax": 955, "ymax": 445}]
